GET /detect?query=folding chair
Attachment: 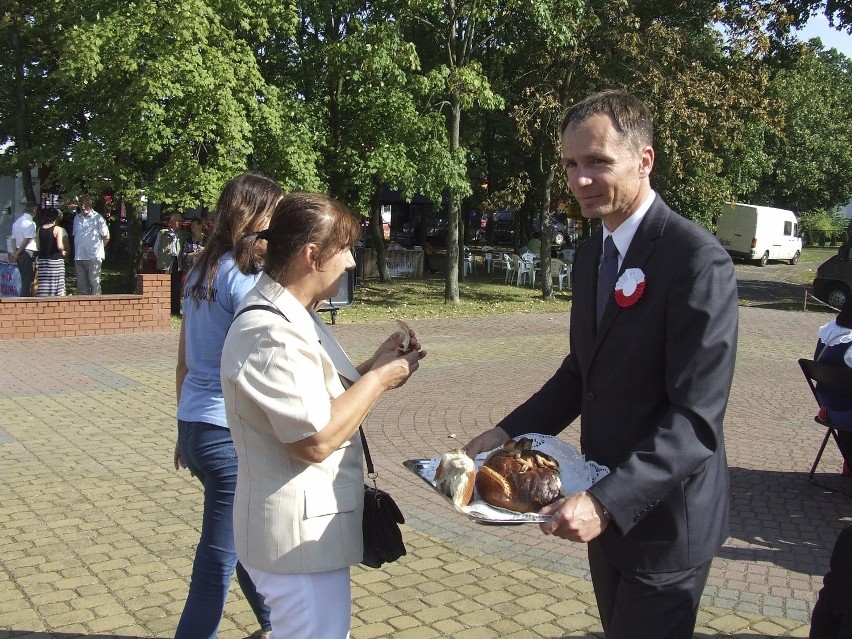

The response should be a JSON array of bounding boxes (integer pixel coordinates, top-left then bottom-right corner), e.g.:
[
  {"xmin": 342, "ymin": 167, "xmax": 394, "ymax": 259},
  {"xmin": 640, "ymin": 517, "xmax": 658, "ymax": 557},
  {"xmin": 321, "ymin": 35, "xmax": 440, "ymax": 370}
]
[{"xmin": 798, "ymin": 358, "xmax": 852, "ymax": 497}]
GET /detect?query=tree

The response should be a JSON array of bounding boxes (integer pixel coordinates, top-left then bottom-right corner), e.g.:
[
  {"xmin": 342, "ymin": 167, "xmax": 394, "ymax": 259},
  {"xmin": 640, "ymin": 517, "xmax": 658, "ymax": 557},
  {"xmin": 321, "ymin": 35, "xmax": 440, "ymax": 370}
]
[
  {"xmin": 280, "ymin": 1, "xmax": 462, "ymax": 281},
  {"xmin": 754, "ymin": 41, "xmax": 852, "ymax": 215},
  {"xmin": 0, "ymin": 1, "xmax": 71, "ymax": 204},
  {"xmin": 402, "ymin": 0, "xmax": 506, "ymax": 302},
  {"xmin": 41, "ymin": 0, "xmax": 317, "ymax": 286}
]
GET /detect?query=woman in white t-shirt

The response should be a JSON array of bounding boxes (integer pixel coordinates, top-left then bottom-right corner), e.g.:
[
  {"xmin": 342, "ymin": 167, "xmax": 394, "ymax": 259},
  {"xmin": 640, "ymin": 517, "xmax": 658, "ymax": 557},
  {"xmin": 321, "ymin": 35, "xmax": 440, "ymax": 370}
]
[{"xmin": 173, "ymin": 173, "xmax": 283, "ymax": 639}]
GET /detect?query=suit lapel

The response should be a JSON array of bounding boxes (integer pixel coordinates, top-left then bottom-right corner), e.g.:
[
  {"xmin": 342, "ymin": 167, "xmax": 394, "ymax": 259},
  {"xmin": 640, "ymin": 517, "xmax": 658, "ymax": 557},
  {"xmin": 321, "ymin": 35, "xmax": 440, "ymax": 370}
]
[{"xmin": 591, "ymin": 198, "xmax": 668, "ymax": 350}]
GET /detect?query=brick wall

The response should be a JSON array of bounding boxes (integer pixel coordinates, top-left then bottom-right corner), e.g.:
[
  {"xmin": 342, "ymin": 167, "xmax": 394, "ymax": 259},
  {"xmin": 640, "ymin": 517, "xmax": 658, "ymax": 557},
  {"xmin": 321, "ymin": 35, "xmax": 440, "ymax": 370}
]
[{"xmin": 0, "ymin": 274, "xmax": 173, "ymax": 339}]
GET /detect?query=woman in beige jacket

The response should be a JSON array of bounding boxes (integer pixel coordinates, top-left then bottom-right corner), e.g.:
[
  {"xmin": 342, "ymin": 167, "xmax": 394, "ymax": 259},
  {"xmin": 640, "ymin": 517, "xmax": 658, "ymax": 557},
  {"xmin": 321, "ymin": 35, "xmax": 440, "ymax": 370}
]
[{"xmin": 221, "ymin": 192, "xmax": 426, "ymax": 638}]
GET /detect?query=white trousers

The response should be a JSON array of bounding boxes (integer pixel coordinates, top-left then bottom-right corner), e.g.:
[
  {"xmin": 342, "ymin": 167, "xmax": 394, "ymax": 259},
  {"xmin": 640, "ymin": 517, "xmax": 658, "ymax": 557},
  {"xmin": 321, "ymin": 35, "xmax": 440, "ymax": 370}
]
[{"xmin": 246, "ymin": 565, "xmax": 351, "ymax": 639}]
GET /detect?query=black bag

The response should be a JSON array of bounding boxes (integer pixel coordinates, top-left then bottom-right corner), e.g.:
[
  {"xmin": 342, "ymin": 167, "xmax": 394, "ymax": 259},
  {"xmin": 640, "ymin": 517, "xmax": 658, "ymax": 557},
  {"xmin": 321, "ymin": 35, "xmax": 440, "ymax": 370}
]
[
  {"xmin": 360, "ymin": 428, "xmax": 407, "ymax": 568},
  {"xmin": 362, "ymin": 481, "xmax": 406, "ymax": 568}
]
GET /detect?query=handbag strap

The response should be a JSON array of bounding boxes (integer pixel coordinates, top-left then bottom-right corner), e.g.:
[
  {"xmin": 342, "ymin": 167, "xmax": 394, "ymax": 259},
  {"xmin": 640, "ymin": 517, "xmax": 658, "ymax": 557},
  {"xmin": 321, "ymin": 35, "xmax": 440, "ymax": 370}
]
[
  {"xmin": 231, "ymin": 303, "xmax": 287, "ymax": 324},
  {"xmin": 360, "ymin": 426, "xmax": 377, "ymax": 479}
]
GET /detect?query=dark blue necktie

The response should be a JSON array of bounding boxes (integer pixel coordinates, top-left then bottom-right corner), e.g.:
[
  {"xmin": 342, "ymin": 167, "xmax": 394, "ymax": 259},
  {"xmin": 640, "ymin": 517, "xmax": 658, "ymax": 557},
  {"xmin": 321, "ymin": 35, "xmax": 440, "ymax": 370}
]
[{"xmin": 596, "ymin": 235, "xmax": 619, "ymax": 326}]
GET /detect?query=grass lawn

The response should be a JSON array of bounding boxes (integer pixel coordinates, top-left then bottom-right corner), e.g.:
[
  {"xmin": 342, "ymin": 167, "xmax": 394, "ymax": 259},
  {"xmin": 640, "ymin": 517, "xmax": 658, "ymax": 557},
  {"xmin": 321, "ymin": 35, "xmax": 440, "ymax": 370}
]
[{"xmin": 96, "ymin": 245, "xmax": 840, "ymax": 327}]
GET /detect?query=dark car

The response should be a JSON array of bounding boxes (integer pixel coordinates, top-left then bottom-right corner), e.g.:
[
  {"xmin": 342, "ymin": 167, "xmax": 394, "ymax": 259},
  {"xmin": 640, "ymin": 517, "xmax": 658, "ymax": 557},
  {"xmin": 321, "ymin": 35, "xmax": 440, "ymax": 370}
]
[
  {"xmin": 492, "ymin": 210, "xmax": 516, "ymax": 245},
  {"xmin": 424, "ymin": 211, "xmax": 449, "ymax": 244},
  {"xmin": 534, "ymin": 215, "xmax": 569, "ymax": 246},
  {"xmin": 492, "ymin": 210, "xmax": 569, "ymax": 247},
  {"xmin": 140, "ymin": 219, "xmax": 196, "ymax": 273},
  {"xmin": 140, "ymin": 221, "xmax": 169, "ymax": 273},
  {"xmin": 813, "ymin": 249, "xmax": 852, "ymax": 308}
]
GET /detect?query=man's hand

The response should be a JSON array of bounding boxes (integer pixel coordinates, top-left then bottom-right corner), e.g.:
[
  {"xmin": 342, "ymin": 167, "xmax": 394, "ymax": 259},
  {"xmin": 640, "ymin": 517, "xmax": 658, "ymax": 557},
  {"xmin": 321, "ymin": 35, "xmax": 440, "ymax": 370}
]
[
  {"xmin": 538, "ymin": 491, "xmax": 610, "ymax": 542},
  {"xmin": 462, "ymin": 426, "xmax": 511, "ymax": 458}
]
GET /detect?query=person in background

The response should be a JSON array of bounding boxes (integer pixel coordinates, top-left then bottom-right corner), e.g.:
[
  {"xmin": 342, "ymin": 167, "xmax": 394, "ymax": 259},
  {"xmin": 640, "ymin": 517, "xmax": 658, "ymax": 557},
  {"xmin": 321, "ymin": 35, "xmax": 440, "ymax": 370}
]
[
  {"xmin": 154, "ymin": 212, "xmax": 183, "ymax": 315},
  {"xmin": 174, "ymin": 173, "xmax": 280, "ymax": 639},
  {"xmin": 810, "ymin": 524, "xmax": 852, "ymax": 639},
  {"xmin": 526, "ymin": 231, "xmax": 542, "ymax": 256},
  {"xmin": 72, "ymin": 194, "xmax": 110, "ymax": 295},
  {"xmin": 411, "ymin": 212, "xmax": 437, "ymax": 274},
  {"xmin": 181, "ymin": 218, "xmax": 206, "ymax": 272},
  {"xmin": 221, "ymin": 192, "xmax": 426, "ymax": 638},
  {"xmin": 37, "ymin": 207, "xmax": 70, "ymax": 297},
  {"xmin": 9, "ymin": 202, "xmax": 38, "ymax": 296},
  {"xmin": 464, "ymin": 90, "xmax": 738, "ymax": 639},
  {"xmin": 813, "ymin": 296, "xmax": 852, "ymax": 475}
]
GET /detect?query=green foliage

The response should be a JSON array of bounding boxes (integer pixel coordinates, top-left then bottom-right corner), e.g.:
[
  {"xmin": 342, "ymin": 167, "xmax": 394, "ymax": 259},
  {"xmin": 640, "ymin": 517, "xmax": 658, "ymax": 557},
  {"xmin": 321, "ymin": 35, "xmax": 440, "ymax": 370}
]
[
  {"xmin": 755, "ymin": 43, "xmax": 852, "ymax": 215},
  {"xmin": 800, "ymin": 208, "xmax": 850, "ymax": 244},
  {"xmin": 3, "ymin": 0, "xmax": 852, "ymax": 288}
]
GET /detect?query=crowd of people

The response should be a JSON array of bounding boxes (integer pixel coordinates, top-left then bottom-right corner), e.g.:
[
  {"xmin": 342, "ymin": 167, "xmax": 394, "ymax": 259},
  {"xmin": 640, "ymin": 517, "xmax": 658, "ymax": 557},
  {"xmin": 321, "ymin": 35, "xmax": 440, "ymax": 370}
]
[
  {"xmin": 8, "ymin": 197, "xmax": 110, "ymax": 297},
  {"xmin": 6, "ymin": 90, "xmax": 852, "ymax": 639},
  {"xmin": 7, "ymin": 197, "xmax": 205, "ymax": 309}
]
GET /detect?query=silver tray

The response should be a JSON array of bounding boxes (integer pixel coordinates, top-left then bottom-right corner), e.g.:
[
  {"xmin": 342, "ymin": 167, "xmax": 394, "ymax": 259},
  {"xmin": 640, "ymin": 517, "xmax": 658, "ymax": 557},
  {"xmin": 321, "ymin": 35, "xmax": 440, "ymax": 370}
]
[{"xmin": 403, "ymin": 433, "xmax": 610, "ymax": 525}]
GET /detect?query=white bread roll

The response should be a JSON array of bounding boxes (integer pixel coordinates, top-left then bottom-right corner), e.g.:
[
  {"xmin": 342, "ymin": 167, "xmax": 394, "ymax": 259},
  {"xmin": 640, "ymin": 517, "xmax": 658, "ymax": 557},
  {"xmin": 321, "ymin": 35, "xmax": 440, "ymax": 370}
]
[{"xmin": 434, "ymin": 449, "xmax": 476, "ymax": 508}]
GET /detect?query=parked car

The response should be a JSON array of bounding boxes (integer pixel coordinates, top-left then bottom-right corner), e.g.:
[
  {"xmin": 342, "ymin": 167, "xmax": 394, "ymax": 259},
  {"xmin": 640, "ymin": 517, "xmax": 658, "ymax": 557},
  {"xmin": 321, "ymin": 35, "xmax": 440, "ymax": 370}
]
[
  {"xmin": 533, "ymin": 215, "xmax": 569, "ymax": 247},
  {"xmin": 715, "ymin": 202, "xmax": 801, "ymax": 266},
  {"xmin": 813, "ymin": 248, "xmax": 852, "ymax": 308},
  {"xmin": 492, "ymin": 210, "xmax": 569, "ymax": 247},
  {"xmin": 140, "ymin": 222, "xmax": 168, "ymax": 273},
  {"xmin": 140, "ymin": 218, "xmax": 195, "ymax": 273},
  {"xmin": 491, "ymin": 209, "xmax": 516, "ymax": 245},
  {"xmin": 424, "ymin": 211, "xmax": 449, "ymax": 244}
]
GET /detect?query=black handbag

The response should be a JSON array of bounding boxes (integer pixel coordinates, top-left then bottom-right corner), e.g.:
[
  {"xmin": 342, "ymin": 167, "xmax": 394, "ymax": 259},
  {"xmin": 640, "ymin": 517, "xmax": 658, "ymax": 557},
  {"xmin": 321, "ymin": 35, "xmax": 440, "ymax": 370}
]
[{"xmin": 360, "ymin": 428, "xmax": 407, "ymax": 568}]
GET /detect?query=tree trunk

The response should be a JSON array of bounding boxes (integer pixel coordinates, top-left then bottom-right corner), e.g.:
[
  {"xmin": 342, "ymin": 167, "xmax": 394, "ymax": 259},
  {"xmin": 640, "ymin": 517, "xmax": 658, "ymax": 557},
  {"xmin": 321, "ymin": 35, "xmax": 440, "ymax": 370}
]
[
  {"xmin": 11, "ymin": 20, "xmax": 36, "ymax": 205},
  {"xmin": 540, "ymin": 142, "xmax": 556, "ymax": 299},
  {"xmin": 444, "ymin": 94, "xmax": 461, "ymax": 303},
  {"xmin": 371, "ymin": 184, "xmax": 390, "ymax": 282},
  {"xmin": 124, "ymin": 200, "xmax": 142, "ymax": 292}
]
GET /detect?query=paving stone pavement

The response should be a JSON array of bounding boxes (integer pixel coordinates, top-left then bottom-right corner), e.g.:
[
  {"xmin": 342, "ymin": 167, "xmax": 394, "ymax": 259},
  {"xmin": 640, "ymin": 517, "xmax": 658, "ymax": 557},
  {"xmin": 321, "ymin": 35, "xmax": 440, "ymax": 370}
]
[{"xmin": 1, "ymin": 305, "xmax": 850, "ymax": 638}]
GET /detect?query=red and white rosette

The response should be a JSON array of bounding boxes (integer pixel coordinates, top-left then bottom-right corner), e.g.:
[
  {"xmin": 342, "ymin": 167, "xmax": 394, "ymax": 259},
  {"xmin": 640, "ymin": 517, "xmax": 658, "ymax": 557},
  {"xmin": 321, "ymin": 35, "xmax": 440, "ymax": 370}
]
[{"xmin": 614, "ymin": 268, "xmax": 646, "ymax": 308}]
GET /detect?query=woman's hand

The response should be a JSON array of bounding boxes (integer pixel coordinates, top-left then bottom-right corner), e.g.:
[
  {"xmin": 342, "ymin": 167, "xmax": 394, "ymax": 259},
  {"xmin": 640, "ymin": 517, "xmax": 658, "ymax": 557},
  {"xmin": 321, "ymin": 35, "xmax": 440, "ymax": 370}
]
[
  {"xmin": 358, "ymin": 326, "xmax": 424, "ymax": 375},
  {"xmin": 368, "ymin": 345, "xmax": 427, "ymax": 390},
  {"xmin": 174, "ymin": 442, "xmax": 185, "ymax": 470}
]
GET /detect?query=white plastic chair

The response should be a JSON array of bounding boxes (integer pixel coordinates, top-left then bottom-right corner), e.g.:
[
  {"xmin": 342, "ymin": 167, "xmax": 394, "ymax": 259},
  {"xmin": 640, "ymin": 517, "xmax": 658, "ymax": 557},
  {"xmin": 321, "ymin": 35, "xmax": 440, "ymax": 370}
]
[
  {"xmin": 550, "ymin": 258, "xmax": 571, "ymax": 290},
  {"xmin": 481, "ymin": 246, "xmax": 494, "ymax": 273},
  {"xmin": 503, "ymin": 253, "xmax": 517, "ymax": 284},
  {"xmin": 462, "ymin": 246, "xmax": 476, "ymax": 276},
  {"xmin": 520, "ymin": 252, "xmax": 535, "ymax": 286},
  {"xmin": 509, "ymin": 254, "xmax": 532, "ymax": 286}
]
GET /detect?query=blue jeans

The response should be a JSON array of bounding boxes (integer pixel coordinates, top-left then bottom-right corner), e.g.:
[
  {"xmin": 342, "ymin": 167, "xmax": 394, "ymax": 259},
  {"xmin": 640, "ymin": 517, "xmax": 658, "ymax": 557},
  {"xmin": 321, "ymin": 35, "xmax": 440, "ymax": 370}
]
[{"xmin": 175, "ymin": 421, "xmax": 271, "ymax": 638}]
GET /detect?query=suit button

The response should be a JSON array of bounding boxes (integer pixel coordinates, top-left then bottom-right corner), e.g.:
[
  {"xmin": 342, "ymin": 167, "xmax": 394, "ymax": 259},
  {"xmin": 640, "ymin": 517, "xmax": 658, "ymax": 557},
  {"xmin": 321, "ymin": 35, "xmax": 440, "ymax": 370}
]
[{"xmin": 586, "ymin": 391, "xmax": 595, "ymax": 401}]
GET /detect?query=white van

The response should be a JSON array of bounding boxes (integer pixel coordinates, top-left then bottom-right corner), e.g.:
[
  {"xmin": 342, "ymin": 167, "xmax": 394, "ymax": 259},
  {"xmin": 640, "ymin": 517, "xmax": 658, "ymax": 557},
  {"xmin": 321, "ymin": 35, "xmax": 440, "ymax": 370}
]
[{"xmin": 715, "ymin": 202, "xmax": 802, "ymax": 266}]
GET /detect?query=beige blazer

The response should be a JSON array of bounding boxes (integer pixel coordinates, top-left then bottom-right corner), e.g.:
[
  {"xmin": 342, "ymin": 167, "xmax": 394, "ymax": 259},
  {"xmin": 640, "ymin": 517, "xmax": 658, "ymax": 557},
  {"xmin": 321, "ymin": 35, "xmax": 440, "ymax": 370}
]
[{"xmin": 221, "ymin": 273, "xmax": 364, "ymax": 574}]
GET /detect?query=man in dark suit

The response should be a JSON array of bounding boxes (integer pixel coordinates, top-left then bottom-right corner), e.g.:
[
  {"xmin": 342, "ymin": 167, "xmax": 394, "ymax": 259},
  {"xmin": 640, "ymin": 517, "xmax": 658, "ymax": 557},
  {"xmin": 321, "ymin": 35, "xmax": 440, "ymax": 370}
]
[{"xmin": 464, "ymin": 90, "xmax": 738, "ymax": 639}]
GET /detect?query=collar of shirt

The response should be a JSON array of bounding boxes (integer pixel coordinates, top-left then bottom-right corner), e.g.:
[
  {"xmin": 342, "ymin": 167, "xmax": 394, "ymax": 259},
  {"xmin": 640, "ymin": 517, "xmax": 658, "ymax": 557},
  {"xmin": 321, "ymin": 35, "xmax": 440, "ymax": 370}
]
[{"xmin": 602, "ymin": 190, "xmax": 656, "ymax": 270}]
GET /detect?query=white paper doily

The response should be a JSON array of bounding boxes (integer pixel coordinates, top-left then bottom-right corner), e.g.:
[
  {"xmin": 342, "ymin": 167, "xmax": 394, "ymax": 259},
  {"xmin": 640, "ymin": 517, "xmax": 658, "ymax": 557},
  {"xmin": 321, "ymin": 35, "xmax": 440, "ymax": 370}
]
[{"xmin": 406, "ymin": 433, "xmax": 610, "ymax": 524}]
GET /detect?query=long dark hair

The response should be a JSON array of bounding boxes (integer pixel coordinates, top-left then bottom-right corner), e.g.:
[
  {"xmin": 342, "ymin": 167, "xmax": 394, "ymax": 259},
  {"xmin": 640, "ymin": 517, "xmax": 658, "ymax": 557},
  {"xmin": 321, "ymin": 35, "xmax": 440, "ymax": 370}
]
[
  {"xmin": 38, "ymin": 206, "xmax": 60, "ymax": 225},
  {"xmin": 262, "ymin": 192, "xmax": 361, "ymax": 281},
  {"xmin": 185, "ymin": 172, "xmax": 283, "ymax": 307}
]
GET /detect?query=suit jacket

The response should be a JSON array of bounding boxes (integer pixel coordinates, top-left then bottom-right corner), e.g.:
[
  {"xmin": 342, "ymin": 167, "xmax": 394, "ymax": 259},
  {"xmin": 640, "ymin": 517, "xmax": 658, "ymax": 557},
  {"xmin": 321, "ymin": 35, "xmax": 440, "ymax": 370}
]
[
  {"xmin": 498, "ymin": 195, "xmax": 738, "ymax": 572},
  {"xmin": 221, "ymin": 273, "xmax": 364, "ymax": 574}
]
